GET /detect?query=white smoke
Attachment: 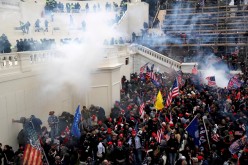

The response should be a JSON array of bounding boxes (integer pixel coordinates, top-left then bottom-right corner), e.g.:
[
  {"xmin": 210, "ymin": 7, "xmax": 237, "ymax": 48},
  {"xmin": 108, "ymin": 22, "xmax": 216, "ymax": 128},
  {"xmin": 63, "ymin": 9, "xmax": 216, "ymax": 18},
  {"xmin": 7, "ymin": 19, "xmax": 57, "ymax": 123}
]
[
  {"xmin": 201, "ymin": 66, "xmax": 229, "ymax": 88},
  {"xmin": 199, "ymin": 55, "xmax": 230, "ymax": 88},
  {"xmin": 38, "ymin": 10, "xmax": 123, "ymax": 95}
]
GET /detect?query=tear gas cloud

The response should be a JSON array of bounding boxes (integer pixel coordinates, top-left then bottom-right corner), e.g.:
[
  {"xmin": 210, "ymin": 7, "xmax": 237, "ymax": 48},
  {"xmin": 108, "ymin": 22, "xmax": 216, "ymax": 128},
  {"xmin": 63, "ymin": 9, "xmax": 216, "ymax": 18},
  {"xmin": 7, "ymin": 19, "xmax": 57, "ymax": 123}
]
[
  {"xmin": 39, "ymin": 11, "xmax": 124, "ymax": 96},
  {"xmin": 143, "ymin": 3, "xmax": 232, "ymax": 88},
  {"xmin": 195, "ymin": 54, "xmax": 230, "ymax": 88},
  {"xmin": 201, "ymin": 65, "xmax": 229, "ymax": 88}
]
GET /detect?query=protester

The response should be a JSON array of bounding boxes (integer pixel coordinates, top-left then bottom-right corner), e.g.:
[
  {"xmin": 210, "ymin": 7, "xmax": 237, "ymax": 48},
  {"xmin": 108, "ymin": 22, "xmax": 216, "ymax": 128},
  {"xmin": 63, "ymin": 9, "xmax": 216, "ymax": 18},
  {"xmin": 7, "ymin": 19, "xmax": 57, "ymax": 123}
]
[
  {"xmin": 48, "ymin": 111, "xmax": 59, "ymax": 141},
  {"xmin": 0, "ymin": 34, "xmax": 11, "ymax": 53}
]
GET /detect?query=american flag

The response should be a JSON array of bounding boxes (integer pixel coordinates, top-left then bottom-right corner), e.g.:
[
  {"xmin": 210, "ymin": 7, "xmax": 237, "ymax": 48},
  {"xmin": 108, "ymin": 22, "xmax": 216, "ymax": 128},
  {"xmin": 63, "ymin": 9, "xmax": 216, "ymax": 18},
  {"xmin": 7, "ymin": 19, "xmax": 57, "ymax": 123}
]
[
  {"xmin": 156, "ymin": 129, "xmax": 163, "ymax": 143},
  {"xmin": 140, "ymin": 62, "xmax": 149, "ymax": 74},
  {"xmin": 165, "ymin": 78, "xmax": 179, "ymax": 107},
  {"xmin": 211, "ymin": 133, "xmax": 220, "ymax": 142},
  {"xmin": 139, "ymin": 103, "xmax": 145, "ymax": 118},
  {"xmin": 140, "ymin": 66, "xmax": 145, "ymax": 74},
  {"xmin": 227, "ymin": 76, "xmax": 241, "ymax": 89},
  {"xmin": 176, "ymin": 70, "xmax": 183, "ymax": 87},
  {"xmin": 206, "ymin": 76, "xmax": 216, "ymax": 86},
  {"xmin": 23, "ymin": 121, "xmax": 43, "ymax": 165},
  {"xmin": 151, "ymin": 72, "xmax": 157, "ymax": 81},
  {"xmin": 23, "ymin": 144, "xmax": 43, "ymax": 165}
]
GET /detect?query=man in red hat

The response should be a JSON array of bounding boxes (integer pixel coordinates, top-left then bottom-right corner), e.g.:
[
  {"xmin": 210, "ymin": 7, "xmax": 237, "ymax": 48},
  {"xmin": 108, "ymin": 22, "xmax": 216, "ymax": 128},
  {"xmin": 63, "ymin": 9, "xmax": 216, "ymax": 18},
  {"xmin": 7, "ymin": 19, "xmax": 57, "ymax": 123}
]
[
  {"xmin": 113, "ymin": 141, "xmax": 127, "ymax": 164},
  {"xmin": 105, "ymin": 142, "xmax": 114, "ymax": 162},
  {"xmin": 128, "ymin": 130, "xmax": 143, "ymax": 165}
]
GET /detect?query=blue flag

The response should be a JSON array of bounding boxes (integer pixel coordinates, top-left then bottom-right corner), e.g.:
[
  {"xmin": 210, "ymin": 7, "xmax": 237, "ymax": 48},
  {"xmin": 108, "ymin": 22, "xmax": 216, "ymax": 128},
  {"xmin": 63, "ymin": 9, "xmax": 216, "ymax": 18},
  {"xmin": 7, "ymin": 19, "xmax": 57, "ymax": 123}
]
[
  {"xmin": 151, "ymin": 79, "xmax": 160, "ymax": 87},
  {"xmin": 185, "ymin": 117, "xmax": 199, "ymax": 146},
  {"xmin": 71, "ymin": 105, "xmax": 81, "ymax": 138}
]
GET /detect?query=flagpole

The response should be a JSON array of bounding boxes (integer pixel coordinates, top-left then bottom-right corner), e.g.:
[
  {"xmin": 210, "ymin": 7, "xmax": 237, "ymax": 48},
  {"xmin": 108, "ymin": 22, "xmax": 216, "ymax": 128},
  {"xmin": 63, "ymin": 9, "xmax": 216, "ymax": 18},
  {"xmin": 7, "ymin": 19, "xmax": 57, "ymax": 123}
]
[
  {"xmin": 184, "ymin": 115, "xmax": 198, "ymax": 130},
  {"xmin": 30, "ymin": 119, "xmax": 50, "ymax": 165},
  {"xmin": 40, "ymin": 145, "xmax": 50, "ymax": 165},
  {"xmin": 202, "ymin": 116, "xmax": 211, "ymax": 150}
]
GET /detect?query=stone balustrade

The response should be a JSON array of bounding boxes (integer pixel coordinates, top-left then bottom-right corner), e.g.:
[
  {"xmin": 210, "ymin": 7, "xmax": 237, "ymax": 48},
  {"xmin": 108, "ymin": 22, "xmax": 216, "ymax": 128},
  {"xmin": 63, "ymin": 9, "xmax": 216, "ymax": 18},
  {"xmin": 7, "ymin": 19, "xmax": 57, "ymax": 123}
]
[
  {"xmin": 136, "ymin": 45, "xmax": 181, "ymax": 69},
  {"xmin": 0, "ymin": 45, "xmax": 128, "ymax": 75},
  {"xmin": 134, "ymin": 44, "xmax": 197, "ymax": 73},
  {"xmin": 0, "ymin": 50, "xmax": 58, "ymax": 74}
]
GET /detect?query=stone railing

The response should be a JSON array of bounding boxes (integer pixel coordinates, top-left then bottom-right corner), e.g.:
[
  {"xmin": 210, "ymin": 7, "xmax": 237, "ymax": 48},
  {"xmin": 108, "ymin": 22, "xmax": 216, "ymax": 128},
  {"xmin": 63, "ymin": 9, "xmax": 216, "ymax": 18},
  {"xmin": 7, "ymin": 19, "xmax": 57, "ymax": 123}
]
[
  {"xmin": 0, "ymin": 50, "xmax": 58, "ymax": 74},
  {"xmin": 0, "ymin": 45, "xmax": 128, "ymax": 75},
  {"xmin": 135, "ymin": 44, "xmax": 181, "ymax": 69},
  {"xmin": 134, "ymin": 44, "xmax": 197, "ymax": 73},
  {"xmin": 0, "ymin": 53, "xmax": 19, "ymax": 68}
]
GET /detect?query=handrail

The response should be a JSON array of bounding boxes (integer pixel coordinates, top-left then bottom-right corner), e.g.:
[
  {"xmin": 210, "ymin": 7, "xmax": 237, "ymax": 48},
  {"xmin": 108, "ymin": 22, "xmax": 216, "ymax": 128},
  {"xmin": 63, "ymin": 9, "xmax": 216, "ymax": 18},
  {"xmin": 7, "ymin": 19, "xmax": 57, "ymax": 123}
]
[
  {"xmin": 135, "ymin": 45, "xmax": 181, "ymax": 70},
  {"xmin": 133, "ymin": 44, "xmax": 198, "ymax": 73},
  {"xmin": 151, "ymin": 3, "xmax": 161, "ymax": 28},
  {"xmin": 112, "ymin": 10, "xmax": 127, "ymax": 27}
]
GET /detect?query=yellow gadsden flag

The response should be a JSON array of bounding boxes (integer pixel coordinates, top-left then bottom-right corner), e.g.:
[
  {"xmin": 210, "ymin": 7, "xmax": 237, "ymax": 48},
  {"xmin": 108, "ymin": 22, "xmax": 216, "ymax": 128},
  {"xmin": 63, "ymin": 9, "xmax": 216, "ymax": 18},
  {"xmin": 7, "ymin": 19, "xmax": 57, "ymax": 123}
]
[{"xmin": 155, "ymin": 90, "xmax": 164, "ymax": 110}]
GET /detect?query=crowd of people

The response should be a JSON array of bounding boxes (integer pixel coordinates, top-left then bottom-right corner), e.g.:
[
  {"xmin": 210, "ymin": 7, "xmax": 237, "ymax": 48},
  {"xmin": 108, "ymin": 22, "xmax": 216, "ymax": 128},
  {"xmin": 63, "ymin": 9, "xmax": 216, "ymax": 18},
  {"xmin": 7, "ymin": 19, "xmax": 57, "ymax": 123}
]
[
  {"xmin": 104, "ymin": 37, "xmax": 129, "ymax": 45},
  {"xmin": 16, "ymin": 38, "xmax": 56, "ymax": 52},
  {"xmin": 45, "ymin": 0, "xmax": 82, "ymax": 14},
  {"xmin": 0, "ymin": 34, "xmax": 11, "ymax": 53},
  {"xmin": 13, "ymin": 36, "xmax": 129, "ymax": 52},
  {"xmin": 1, "ymin": 67, "xmax": 248, "ymax": 165},
  {"xmin": 44, "ymin": 0, "xmax": 127, "ymax": 14}
]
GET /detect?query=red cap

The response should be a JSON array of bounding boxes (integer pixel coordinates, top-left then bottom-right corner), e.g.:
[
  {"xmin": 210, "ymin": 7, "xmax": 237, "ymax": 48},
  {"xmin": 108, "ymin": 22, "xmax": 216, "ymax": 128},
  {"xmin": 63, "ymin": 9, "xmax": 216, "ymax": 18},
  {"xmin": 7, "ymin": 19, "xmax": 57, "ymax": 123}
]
[
  {"xmin": 197, "ymin": 156, "xmax": 204, "ymax": 161},
  {"xmin": 117, "ymin": 141, "xmax": 122, "ymax": 147},
  {"xmin": 179, "ymin": 114, "xmax": 183, "ymax": 118},
  {"xmin": 232, "ymin": 154, "xmax": 238, "ymax": 159},
  {"xmin": 108, "ymin": 141, "xmax": 113, "ymax": 145},
  {"xmin": 131, "ymin": 130, "xmax": 136, "ymax": 136},
  {"xmin": 107, "ymin": 128, "xmax": 112, "ymax": 134}
]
